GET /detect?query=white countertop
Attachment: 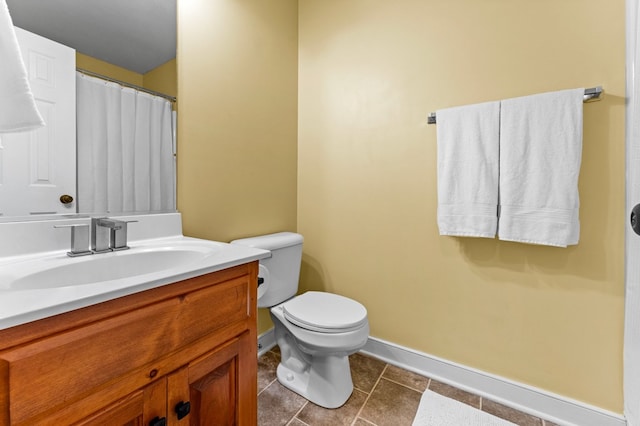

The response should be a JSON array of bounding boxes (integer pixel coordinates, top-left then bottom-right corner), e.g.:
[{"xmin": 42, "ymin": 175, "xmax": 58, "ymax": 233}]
[{"xmin": 0, "ymin": 213, "xmax": 270, "ymax": 330}]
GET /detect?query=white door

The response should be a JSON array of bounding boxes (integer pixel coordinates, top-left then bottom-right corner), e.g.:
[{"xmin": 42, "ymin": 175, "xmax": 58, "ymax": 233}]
[
  {"xmin": 0, "ymin": 27, "xmax": 75, "ymax": 217},
  {"xmin": 626, "ymin": 1, "xmax": 640, "ymax": 424}
]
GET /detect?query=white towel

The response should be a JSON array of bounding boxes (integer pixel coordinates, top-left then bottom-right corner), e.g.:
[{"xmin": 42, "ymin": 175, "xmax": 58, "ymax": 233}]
[
  {"xmin": 0, "ymin": 0, "xmax": 44, "ymax": 133},
  {"xmin": 436, "ymin": 101, "xmax": 500, "ymax": 238},
  {"xmin": 498, "ymin": 88, "xmax": 584, "ymax": 247}
]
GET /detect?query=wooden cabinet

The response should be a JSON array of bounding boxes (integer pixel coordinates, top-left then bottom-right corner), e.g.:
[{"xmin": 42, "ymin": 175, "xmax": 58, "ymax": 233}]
[
  {"xmin": 73, "ymin": 382, "xmax": 160, "ymax": 426},
  {"xmin": 168, "ymin": 338, "xmax": 242, "ymax": 426},
  {"xmin": 0, "ymin": 262, "xmax": 258, "ymax": 426}
]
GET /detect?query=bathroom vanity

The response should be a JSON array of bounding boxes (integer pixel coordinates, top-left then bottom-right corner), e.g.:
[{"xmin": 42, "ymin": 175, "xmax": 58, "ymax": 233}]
[
  {"xmin": 0, "ymin": 262, "xmax": 259, "ymax": 426},
  {"xmin": 0, "ymin": 213, "xmax": 268, "ymax": 425}
]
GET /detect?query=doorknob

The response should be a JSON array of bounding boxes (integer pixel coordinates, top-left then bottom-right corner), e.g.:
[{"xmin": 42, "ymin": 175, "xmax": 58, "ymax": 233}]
[
  {"xmin": 59, "ymin": 194, "xmax": 74, "ymax": 204},
  {"xmin": 631, "ymin": 204, "xmax": 640, "ymax": 236}
]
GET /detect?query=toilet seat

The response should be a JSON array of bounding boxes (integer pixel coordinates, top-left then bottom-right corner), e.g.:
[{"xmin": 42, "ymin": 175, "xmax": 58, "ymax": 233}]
[{"xmin": 283, "ymin": 291, "xmax": 368, "ymax": 333}]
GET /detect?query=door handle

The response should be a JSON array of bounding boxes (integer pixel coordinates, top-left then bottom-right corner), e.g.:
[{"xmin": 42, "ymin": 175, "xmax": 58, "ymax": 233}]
[
  {"xmin": 59, "ymin": 194, "xmax": 74, "ymax": 204},
  {"xmin": 631, "ymin": 204, "xmax": 640, "ymax": 236}
]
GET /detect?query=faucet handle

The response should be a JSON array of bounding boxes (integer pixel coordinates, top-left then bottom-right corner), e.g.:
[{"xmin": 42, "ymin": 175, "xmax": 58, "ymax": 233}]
[
  {"xmin": 91, "ymin": 218, "xmax": 113, "ymax": 253},
  {"xmin": 110, "ymin": 220, "xmax": 138, "ymax": 251},
  {"xmin": 54, "ymin": 224, "xmax": 93, "ymax": 257}
]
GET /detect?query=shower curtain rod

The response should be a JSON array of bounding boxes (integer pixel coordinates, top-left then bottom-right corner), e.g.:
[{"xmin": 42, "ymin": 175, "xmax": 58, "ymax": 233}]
[
  {"xmin": 76, "ymin": 68, "xmax": 177, "ymax": 103},
  {"xmin": 426, "ymin": 86, "xmax": 602, "ymax": 124}
]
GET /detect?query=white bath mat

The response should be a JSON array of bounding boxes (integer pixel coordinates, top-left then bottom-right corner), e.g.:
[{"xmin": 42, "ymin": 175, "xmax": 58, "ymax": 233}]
[{"xmin": 412, "ymin": 390, "xmax": 517, "ymax": 426}]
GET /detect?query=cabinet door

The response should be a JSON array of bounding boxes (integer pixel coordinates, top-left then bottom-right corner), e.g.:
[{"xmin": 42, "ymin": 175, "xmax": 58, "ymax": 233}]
[
  {"xmin": 73, "ymin": 378, "xmax": 167, "ymax": 426},
  {"xmin": 168, "ymin": 338, "xmax": 242, "ymax": 426}
]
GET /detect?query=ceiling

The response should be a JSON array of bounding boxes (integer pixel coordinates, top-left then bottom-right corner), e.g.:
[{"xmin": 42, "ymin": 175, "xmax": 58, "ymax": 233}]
[{"xmin": 6, "ymin": 0, "xmax": 176, "ymax": 74}]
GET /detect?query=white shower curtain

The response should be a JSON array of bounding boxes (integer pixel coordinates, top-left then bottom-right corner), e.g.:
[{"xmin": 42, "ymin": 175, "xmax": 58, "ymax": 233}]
[
  {"xmin": 76, "ymin": 72, "xmax": 175, "ymax": 214},
  {"xmin": 626, "ymin": 0, "xmax": 640, "ymax": 425}
]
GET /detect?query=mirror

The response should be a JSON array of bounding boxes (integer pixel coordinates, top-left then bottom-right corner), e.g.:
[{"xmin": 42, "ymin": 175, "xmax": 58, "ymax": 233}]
[{"xmin": 1, "ymin": 0, "xmax": 177, "ymax": 222}]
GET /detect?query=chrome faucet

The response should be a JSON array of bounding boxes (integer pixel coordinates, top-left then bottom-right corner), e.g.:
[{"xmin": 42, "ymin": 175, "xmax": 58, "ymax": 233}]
[
  {"xmin": 54, "ymin": 223, "xmax": 92, "ymax": 257},
  {"xmin": 91, "ymin": 217, "xmax": 137, "ymax": 252}
]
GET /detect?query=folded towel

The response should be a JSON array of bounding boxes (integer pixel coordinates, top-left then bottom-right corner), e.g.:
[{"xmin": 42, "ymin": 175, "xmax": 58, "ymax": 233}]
[
  {"xmin": 498, "ymin": 88, "xmax": 584, "ymax": 247},
  {"xmin": 436, "ymin": 101, "xmax": 500, "ymax": 238},
  {"xmin": 0, "ymin": 0, "xmax": 44, "ymax": 133}
]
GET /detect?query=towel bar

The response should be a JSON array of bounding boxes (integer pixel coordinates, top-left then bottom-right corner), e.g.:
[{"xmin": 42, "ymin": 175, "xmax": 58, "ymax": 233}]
[{"xmin": 427, "ymin": 86, "xmax": 603, "ymax": 124}]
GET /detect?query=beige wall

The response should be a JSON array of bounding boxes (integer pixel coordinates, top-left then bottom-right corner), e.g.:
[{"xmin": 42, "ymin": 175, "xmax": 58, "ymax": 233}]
[
  {"xmin": 76, "ymin": 53, "xmax": 143, "ymax": 87},
  {"xmin": 144, "ymin": 59, "xmax": 177, "ymax": 99},
  {"xmin": 176, "ymin": 0, "xmax": 298, "ymax": 248},
  {"xmin": 298, "ymin": 0, "xmax": 625, "ymax": 413},
  {"xmin": 176, "ymin": 0, "xmax": 625, "ymax": 413},
  {"xmin": 77, "ymin": 53, "xmax": 176, "ymax": 100}
]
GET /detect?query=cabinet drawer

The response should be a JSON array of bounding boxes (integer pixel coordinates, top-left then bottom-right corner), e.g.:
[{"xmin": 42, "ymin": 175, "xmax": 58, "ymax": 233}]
[{"xmin": 0, "ymin": 274, "xmax": 250, "ymax": 425}]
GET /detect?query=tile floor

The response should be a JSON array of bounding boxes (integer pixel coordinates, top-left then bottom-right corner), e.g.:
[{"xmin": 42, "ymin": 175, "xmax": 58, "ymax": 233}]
[{"xmin": 258, "ymin": 347, "xmax": 559, "ymax": 426}]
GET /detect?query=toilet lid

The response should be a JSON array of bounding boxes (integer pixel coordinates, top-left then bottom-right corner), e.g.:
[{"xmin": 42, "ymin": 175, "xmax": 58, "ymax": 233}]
[{"xmin": 283, "ymin": 291, "xmax": 368, "ymax": 333}]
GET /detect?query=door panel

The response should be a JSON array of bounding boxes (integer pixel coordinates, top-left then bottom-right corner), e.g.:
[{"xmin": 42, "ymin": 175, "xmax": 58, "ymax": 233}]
[
  {"xmin": 190, "ymin": 358, "xmax": 236, "ymax": 426},
  {"xmin": 167, "ymin": 339, "xmax": 240, "ymax": 426},
  {"xmin": 0, "ymin": 27, "xmax": 75, "ymax": 217}
]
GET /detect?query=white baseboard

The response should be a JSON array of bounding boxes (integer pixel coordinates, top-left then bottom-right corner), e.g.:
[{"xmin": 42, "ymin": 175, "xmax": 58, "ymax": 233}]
[
  {"xmin": 361, "ymin": 336, "xmax": 626, "ymax": 426},
  {"xmin": 258, "ymin": 328, "xmax": 276, "ymax": 357},
  {"xmin": 257, "ymin": 330, "xmax": 625, "ymax": 426}
]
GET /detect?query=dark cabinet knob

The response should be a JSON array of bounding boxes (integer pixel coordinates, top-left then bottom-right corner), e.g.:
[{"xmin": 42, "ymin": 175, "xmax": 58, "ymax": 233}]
[
  {"xmin": 175, "ymin": 400, "xmax": 191, "ymax": 420},
  {"xmin": 149, "ymin": 416, "xmax": 167, "ymax": 426}
]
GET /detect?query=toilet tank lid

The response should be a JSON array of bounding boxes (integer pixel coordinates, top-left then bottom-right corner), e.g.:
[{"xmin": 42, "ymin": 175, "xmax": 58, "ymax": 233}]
[{"xmin": 230, "ymin": 232, "xmax": 303, "ymax": 250}]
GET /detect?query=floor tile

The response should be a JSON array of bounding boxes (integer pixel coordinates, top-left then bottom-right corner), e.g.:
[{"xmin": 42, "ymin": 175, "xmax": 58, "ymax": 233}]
[
  {"xmin": 353, "ymin": 419, "xmax": 376, "ymax": 426},
  {"xmin": 382, "ymin": 364, "xmax": 430, "ymax": 392},
  {"xmin": 482, "ymin": 399, "xmax": 543, "ymax": 426},
  {"xmin": 258, "ymin": 350, "xmax": 280, "ymax": 393},
  {"xmin": 358, "ymin": 378, "xmax": 422, "ymax": 426},
  {"xmin": 258, "ymin": 348, "xmax": 548, "ymax": 426},
  {"xmin": 349, "ymin": 352, "xmax": 387, "ymax": 393},
  {"xmin": 258, "ymin": 380, "xmax": 308, "ymax": 426},
  {"xmin": 295, "ymin": 389, "xmax": 367, "ymax": 426},
  {"xmin": 429, "ymin": 379, "xmax": 480, "ymax": 408}
]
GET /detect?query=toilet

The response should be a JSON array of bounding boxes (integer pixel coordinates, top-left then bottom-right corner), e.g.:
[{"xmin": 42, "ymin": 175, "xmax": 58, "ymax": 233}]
[{"xmin": 231, "ymin": 232, "xmax": 369, "ymax": 409}]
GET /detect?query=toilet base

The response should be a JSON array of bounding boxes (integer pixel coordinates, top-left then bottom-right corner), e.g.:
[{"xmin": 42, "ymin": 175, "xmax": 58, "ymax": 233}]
[
  {"xmin": 276, "ymin": 353, "xmax": 354, "ymax": 409},
  {"xmin": 269, "ymin": 299, "xmax": 369, "ymax": 409}
]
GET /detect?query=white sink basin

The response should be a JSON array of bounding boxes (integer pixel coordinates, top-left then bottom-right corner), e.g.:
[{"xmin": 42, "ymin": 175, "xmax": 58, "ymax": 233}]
[
  {"xmin": 0, "ymin": 236, "xmax": 269, "ymax": 330},
  {"xmin": 0, "ymin": 245, "xmax": 215, "ymax": 290}
]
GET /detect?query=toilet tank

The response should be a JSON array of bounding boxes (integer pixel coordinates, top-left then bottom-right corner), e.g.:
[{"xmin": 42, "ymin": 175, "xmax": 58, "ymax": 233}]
[{"xmin": 230, "ymin": 232, "xmax": 303, "ymax": 308}]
